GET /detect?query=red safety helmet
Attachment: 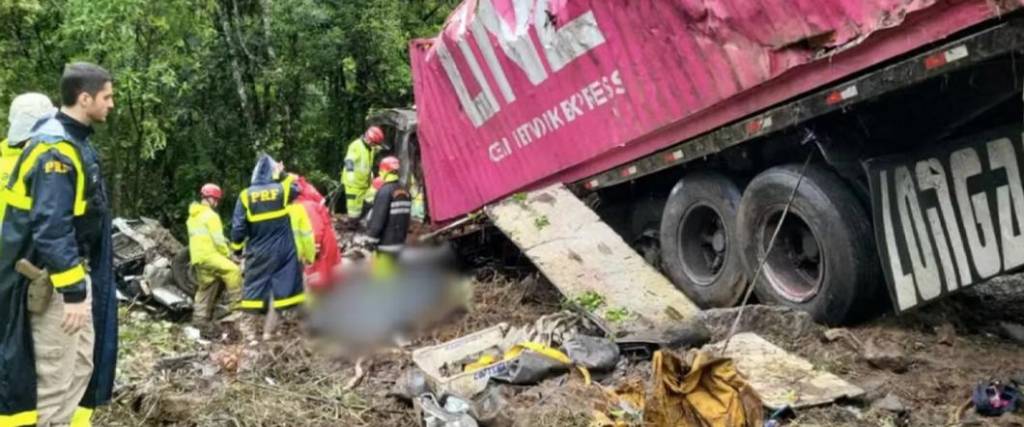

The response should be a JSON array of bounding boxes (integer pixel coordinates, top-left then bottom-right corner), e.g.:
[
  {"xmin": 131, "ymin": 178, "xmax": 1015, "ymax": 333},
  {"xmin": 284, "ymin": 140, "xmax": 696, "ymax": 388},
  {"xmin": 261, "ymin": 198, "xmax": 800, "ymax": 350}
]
[
  {"xmin": 200, "ymin": 183, "xmax": 223, "ymax": 200},
  {"xmin": 379, "ymin": 156, "xmax": 400, "ymax": 174},
  {"xmin": 364, "ymin": 126, "xmax": 385, "ymax": 145}
]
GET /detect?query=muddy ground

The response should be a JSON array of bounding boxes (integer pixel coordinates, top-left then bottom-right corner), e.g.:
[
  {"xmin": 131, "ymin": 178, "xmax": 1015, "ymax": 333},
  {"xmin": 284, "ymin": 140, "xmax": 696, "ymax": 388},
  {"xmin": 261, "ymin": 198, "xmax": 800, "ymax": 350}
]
[{"xmin": 95, "ymin": 270, "xmax": 1024, "ymax": 426}]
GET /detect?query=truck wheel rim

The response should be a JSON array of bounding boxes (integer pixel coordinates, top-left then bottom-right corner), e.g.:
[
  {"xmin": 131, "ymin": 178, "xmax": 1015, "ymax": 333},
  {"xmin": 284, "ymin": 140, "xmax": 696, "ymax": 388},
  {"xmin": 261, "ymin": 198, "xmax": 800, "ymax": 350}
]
[
  {"xmin": 761, "ymin": 210, "xmax": 823, "ymax": 303},
  {"xmin": 679, "ymin": 204, "xmax": 727, "ymax": 286}
]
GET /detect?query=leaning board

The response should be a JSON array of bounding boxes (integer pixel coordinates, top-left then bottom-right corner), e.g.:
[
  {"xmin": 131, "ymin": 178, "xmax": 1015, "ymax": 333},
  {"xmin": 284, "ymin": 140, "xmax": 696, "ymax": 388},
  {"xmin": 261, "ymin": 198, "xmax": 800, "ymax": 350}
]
[{"xmin": 486, "ymin": 184, "xmax": 700, "ymax": 336}]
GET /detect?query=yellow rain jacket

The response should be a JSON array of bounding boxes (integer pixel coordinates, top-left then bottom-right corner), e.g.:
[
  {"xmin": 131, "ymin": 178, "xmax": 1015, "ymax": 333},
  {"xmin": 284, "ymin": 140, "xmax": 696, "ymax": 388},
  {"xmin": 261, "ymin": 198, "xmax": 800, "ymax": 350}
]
[
  {"xmin": 288, "ymin": 203, "xmax": 316, "ymax": 265},
  {"xmin": 341, "ymin": 137, "xmax": 375, "ymax": 216},
  {"xmin": 187, "ymin": 202, "xmax": 231, "ymax": 263},
  {"xmin": 0, "ymin": 139, "xmax": 23, "ymax": 220}
]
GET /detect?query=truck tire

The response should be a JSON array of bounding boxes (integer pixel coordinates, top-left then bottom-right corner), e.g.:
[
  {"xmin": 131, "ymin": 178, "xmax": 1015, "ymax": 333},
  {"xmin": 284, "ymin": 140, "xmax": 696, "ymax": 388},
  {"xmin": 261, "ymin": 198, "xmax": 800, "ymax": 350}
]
[
  {"xmin": 171, "ymin": 248, "xmax": 198, "ymax": 297},
  {"xmin": 659, "ymin": 171, "xmax": 747, "ymax": 307},
  {"xmin": 737, "ymin": 163, "xmax": 880, "ymax": 325}
]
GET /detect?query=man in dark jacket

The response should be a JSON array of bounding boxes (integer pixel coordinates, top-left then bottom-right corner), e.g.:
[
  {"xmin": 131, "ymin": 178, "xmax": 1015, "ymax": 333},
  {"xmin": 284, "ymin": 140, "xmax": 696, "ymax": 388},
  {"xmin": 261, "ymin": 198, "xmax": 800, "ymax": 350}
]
[
  {"xmin": 365, "ymin": 156, "xmax": 411, "ymax": 278},
  {"xmin": 0, "ymin": 62, "xmax": 118, "ymax": 426},
  {"xmin": 230, "ymin": 154, "xmax": 306, "ymax": 342}
]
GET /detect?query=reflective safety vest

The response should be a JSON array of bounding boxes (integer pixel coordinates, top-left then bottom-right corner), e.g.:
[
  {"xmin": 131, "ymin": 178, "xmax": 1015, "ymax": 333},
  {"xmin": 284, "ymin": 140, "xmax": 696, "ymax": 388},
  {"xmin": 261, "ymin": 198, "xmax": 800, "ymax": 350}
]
[
  {"xmin": 0, "ymin": 139, "xmax": 24, "ymax": 223},
  {"xmin": 341, "ymin": 138, "xmax": 373, "ymax": 192},
  {"xmin": 2, "ymin": 139, "xmax": 88, "ymax": 218},
  {"xmin": 239, "ymin": 174, "xmax": 296, "ymax": 224},
  {"xmin": 186, "ymin": 202, "xmax": 230, "ymax": 264},
  {"xmin": 288, "ymin": 203, "xmax": 316, "ymax": 265},
  {"xmin": 232, "ymin": 173, "xmax": 309, "ymax": 311},
  {"xmin": 0, "ymin": 139, "xmax": 23, "ymax": 186},
  {"xmin": 1, "ymin": 138, "xmax": 89, "ymax": 289}
]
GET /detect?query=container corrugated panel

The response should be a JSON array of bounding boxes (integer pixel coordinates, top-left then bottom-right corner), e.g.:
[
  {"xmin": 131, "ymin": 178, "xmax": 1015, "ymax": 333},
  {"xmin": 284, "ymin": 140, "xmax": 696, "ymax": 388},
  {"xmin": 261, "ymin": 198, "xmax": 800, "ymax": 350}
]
[{"xmin": 411, "ymin": 0, "xmax": 1019, "ymax": 221}]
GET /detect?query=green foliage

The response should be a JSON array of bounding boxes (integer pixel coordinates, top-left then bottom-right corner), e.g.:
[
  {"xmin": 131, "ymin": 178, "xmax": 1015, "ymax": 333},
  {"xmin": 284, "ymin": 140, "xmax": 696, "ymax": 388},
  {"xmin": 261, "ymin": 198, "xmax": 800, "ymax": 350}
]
[
  {"xmin": 0, "ymin": 0, "xmax": 458, "ymax": 237},
  {"xmin": 571, "ymin": 291, "xmax": 606, "ymax": 313},
  {"xmin": 534, "ymin": 215, "xmax": 550, "ymax": 230},
  {"xmin": 603, "ymin": 307, "xmax": 632, "ymax": 323}
]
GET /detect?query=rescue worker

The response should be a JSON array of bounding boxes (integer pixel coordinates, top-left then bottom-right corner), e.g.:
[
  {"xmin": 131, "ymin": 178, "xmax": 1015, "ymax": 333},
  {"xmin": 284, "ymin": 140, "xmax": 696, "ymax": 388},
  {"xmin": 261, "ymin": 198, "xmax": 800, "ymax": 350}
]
[
  {"xmin": 365, "ymin": 156, "xmax": 411, "ymax": 278},
  {"xmin": 230, "ymin": 154, "xmax": 314, "ymax": 342},
  {"xmin": 294, "ymin": 176, "xmax": 341, "ymax": 293},
  {"xmin": 341, "ymin": 126, "xmax": 384, "ymax": 219},
  {"xmin": 361, "ymin": 177, "xmax": 378, "ymax": 218},
  {"xmin": 186, "ymin": 183, "xmax": 242, "ymax": 327},
  {"xmin": 0, "ymin": 62, "xmax": 117, "ymax": 426},
  {"xmin": 408, "ymin": 174, "xmax": 426, "ymax": 222},
  {"xmin": 360, "ymin": 176, "xmax": 384, "ymax": 227},
  {"xmin": 1, "ymin": 93, "xmax": 57, "ymax": 219}
]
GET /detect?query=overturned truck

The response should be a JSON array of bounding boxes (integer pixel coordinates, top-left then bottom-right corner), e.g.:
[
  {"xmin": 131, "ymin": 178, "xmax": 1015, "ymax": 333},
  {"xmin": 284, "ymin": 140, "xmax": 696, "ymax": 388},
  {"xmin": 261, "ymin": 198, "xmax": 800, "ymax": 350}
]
[{"xmin": 403, "ymin": 0, "xmax": 1024, "ymax": 324}]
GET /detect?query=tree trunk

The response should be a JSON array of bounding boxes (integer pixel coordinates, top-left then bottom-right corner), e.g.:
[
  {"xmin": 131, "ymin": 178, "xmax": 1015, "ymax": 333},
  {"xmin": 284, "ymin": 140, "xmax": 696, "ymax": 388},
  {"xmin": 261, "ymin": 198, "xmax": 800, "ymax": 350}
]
[{"xmin": 216, "ymin": 6, "xmax": 256, "ymax": 140}]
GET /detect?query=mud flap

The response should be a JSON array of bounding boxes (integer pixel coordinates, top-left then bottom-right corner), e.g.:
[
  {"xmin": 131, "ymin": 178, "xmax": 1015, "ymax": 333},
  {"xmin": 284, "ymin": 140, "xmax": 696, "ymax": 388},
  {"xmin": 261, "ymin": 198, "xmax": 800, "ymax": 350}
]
[
  {"xmin": 866, "ymin": 125, "xmax": 1024, "ymax": 312},
  {"xmin": 486, "ymin": 184, "xmax": 700, "ymax": 336}
]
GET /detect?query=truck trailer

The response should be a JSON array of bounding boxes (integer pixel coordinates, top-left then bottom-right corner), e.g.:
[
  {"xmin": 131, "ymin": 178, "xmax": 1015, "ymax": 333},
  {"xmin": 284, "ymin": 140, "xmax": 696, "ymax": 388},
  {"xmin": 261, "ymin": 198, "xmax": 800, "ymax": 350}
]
[{"xmin": 405, "ymin": 0, "xmax": 1024, "ymax": 324}]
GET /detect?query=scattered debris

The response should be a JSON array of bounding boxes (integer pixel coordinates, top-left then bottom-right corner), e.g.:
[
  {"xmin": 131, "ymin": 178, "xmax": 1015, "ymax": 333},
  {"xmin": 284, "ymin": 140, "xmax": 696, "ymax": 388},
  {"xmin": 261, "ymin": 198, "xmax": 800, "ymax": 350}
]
[
  {"xmin": 711, "ymin": 332, "xmax": 865, "ymax": 410},
  {"xmin": 855, "ymin": 375, "xmax": 890, "ymax": 404},
  {"xmin": 860, "ymin": 337, "xmax": 912, "ymax": 373},
  {"xmin": 972, "ymin": 381, "xmax": 1022, "ymax": 417},
  {"xmin": 872, "ymin": 393, "xmax": 907, "ymax": 413},
  {"xmin": 564, "ymin": 335, "xmax": 619, "ymax": 371},
  {"xmin": 935, "ymin": 323, "xmax": 957, "ymax": 346},
  {"xmin": 647, "ymin": 349, "xmax": 763, "ymax": 427},
  {"xmin": 95, "ymin": 257, "xmax": 1024, "ymax": 426},
  {"xmin": 413, "ymin": 323, "xmax": 510, "ymax": 398},
  {"xmin": 390, "ymin": 367, "xmax": 431, "ymax": 402},
  {"xmin": 415, "ymin": 394, "xmax": 478, "ymax": 427},
  {"xmin": 998, "ymin": 322, "xmax": 1024, "ymax": 345},
  {"xmin": 113, "ymin": 217, "xmax": 194, "ymax": 316},
  {"xmin": 344, "ymin": 357, "xmax": 368, "ymax": 391},
  {"xmin": 491, "ymin": 345, "xmax": 570, "ymax": 385}
]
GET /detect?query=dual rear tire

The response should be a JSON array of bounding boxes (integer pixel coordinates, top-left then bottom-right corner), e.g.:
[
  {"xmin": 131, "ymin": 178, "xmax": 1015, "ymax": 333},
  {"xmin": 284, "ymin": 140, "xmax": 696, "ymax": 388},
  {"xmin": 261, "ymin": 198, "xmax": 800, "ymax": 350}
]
[{"xmin": 659, "ymin": 164, "xmax": 881, "ymax": 324}]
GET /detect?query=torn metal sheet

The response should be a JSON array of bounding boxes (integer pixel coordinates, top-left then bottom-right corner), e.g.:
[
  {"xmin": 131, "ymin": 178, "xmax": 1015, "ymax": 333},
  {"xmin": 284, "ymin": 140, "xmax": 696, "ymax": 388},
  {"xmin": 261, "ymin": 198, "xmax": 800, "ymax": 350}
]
[
  {"xmin": 715, "ymin": 332, "xmax": 864, "ymax": 410},
  {"xmin": 486, "ymin": 184, "xmax": 699, "ymax": 336}
]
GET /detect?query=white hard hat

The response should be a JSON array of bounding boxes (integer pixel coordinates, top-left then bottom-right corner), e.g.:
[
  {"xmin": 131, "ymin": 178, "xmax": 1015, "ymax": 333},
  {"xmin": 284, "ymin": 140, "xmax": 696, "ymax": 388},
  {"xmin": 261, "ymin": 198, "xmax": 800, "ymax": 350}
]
[{"xmin": 7, "ymin": 93, "xmax": 56, "ymax": 144}]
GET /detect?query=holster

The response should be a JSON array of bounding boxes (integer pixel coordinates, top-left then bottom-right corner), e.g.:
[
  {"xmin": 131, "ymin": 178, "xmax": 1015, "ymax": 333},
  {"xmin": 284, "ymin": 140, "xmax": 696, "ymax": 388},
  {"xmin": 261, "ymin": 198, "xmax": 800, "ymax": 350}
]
[{"xmin": 16, "ymin": 259, "xmax": 53, "ymax": 314}]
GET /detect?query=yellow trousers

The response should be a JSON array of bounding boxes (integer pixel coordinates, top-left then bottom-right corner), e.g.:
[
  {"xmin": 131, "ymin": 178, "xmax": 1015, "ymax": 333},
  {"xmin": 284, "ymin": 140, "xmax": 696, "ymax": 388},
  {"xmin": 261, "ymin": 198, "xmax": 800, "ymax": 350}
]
[{"xmin": 193, "ymin": 254, "xmax": 242, "ymax": 323}]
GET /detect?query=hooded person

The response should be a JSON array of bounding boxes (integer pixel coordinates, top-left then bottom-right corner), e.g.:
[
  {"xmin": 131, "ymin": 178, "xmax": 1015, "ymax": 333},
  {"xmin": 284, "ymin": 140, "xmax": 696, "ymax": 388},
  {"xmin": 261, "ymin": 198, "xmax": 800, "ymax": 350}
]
[
  {"xmin": 229, "ymin": 154, "xmax": 311, "ymax": 341},
  {"xmin": 294, "ymin": 176, "xmax": 341, "ymax": 293},
  {"xmin": 1, "ymin": 94, "xmax": 57, "ymax": 220}
]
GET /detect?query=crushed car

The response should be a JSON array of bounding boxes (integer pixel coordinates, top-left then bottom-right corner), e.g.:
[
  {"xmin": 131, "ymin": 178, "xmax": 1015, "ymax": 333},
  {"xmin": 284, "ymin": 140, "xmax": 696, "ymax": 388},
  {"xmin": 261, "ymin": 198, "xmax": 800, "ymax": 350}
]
[{"xmin": 112, "ymin": 217, "xmax": 196, "ymax": 318}]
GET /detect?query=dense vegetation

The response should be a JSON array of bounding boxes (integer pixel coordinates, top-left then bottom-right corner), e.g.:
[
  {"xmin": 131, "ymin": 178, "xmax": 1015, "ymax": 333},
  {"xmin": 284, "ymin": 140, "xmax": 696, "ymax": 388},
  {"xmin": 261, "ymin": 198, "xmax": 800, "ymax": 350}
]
[{"xmin": 0, "ymin": 0, "xmax": 457, "ymax": 230}]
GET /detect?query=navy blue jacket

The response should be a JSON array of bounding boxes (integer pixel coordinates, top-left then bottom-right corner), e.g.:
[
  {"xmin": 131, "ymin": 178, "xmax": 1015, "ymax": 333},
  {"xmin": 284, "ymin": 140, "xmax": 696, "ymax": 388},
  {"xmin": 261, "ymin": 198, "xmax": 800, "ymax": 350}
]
[
  {"xmin": 0, "ymin": 112, "xmax": 117, "ymax": 421},
  {"xmin": 230, "ymin": 154, "xmax": 305, "ymax": 310}
]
